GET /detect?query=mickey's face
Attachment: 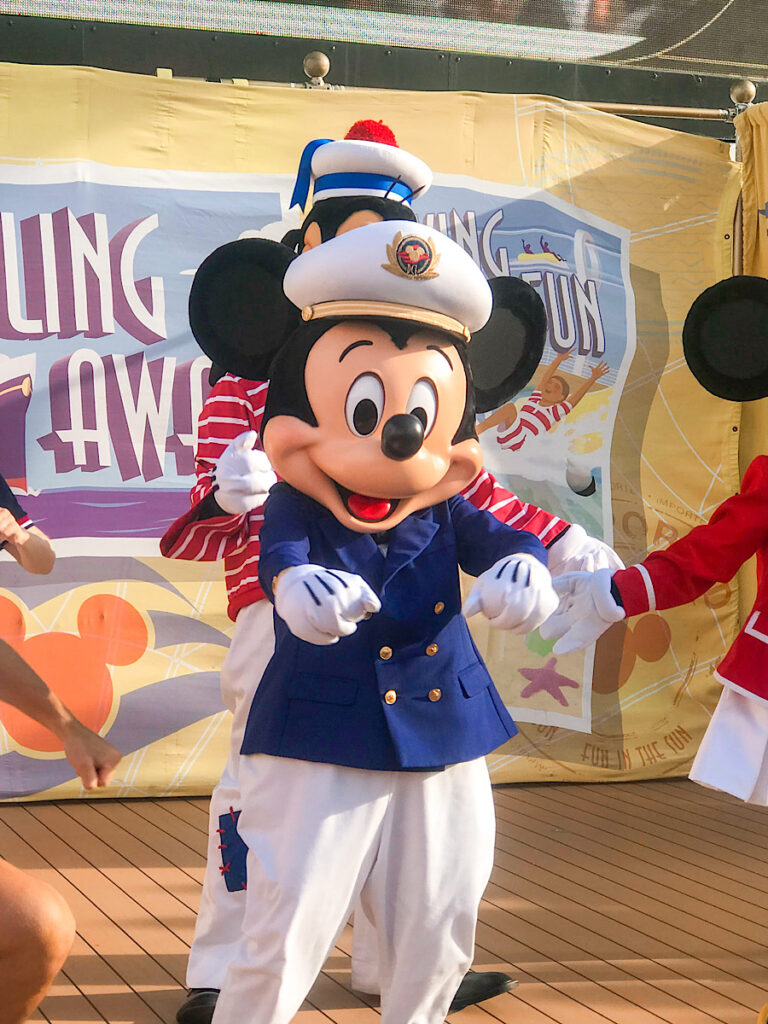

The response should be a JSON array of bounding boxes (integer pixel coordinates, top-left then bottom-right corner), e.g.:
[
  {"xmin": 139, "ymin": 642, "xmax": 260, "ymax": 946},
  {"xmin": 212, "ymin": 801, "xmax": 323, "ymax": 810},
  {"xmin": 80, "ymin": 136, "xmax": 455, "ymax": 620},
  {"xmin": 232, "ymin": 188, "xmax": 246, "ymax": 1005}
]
[{"xmin": 263, "ymin": 321, "xmax": 482, "ymax": 532}]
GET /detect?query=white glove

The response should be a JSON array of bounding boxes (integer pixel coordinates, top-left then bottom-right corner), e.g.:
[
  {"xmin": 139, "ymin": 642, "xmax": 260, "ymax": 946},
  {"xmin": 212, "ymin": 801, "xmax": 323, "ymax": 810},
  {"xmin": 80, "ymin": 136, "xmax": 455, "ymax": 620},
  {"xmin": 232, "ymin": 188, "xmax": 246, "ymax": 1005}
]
[
  {"xmin": 462, "ymin": 554, "xmax": 559, "ymax": 634},
  {"xmin": 547, "ymin": 524, "xmax": 624, "ymax": 575},
  {"xmin": 274, "ymin": 564, "xmax": 381, "ymax": 646},
  {"xmin": 539, "ymin": 569, "xmax": 626, "ymax": 655},
  {"xmin": 213, "ymin": 431, "xmax": 277, "ymax": 515}
]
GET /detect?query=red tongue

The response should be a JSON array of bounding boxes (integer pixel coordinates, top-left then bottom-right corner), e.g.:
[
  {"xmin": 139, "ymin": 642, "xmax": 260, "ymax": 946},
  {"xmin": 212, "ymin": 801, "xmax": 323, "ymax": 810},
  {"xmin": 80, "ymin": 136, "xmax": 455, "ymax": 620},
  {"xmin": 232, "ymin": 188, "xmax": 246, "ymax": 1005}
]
[{"xmin": 347, "ymin": 493, "xmax": 392, "ymax": 521}]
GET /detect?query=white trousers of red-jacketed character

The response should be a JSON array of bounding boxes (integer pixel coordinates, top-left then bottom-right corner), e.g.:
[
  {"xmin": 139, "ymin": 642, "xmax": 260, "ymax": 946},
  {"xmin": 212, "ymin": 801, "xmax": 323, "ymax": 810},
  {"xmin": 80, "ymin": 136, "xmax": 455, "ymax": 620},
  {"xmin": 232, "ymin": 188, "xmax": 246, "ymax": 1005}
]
[
  {"xmin": 212, "ymin": 753, "xmax": 496, "ymax": 1024},
  {"xmin": 690, "ymin": 681, "xmax": 768, "ymax": 805}
]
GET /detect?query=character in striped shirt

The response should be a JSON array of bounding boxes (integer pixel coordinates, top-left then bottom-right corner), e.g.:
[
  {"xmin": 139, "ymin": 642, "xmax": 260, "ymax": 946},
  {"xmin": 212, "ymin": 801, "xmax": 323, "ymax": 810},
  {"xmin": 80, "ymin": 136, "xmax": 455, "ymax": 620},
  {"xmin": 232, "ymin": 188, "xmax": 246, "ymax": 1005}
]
[{"xmin": 479, "ymin": 351, "xmax": 609, "ymax": 452}]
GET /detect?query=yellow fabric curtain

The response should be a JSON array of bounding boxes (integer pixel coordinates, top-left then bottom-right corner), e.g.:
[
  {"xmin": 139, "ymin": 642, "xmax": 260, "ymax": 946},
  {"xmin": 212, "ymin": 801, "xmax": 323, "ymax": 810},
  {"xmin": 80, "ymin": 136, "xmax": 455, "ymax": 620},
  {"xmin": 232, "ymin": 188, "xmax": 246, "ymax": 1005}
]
[
  {"xmin": 0, "ymin": 63, "xmax": 740, "ymax": 796},
  {"xmin": 736, "ymin": 102, "xmax": 768, "ymax": 277}
]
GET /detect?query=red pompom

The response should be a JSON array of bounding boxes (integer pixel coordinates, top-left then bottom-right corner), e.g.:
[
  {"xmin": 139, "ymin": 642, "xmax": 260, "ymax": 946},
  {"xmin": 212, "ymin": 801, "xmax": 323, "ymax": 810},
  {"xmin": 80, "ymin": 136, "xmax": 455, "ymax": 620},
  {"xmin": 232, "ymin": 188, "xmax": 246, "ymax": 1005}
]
[{"xmin": 344, "ymin": 119, "xmax": 398, "ymax": 147}]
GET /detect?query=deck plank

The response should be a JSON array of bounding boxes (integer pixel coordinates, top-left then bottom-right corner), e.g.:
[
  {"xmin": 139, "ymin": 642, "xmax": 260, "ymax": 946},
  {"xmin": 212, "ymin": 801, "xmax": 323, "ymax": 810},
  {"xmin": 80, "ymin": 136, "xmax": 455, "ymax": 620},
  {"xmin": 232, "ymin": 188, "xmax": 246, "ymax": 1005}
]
[
  {"xmin": 493, "ymin": 787, "xmax": 763, "ymax": 931},
  {"xmin": 490, "ymin": 822, "xmax": 765, "ymax": 1011},
  {"xmin": 1, "ymin": 780, "xmax": 766, "ymax": 1024},
  {"xmin": 0, "ymin": 814, "xmax": 174, "ymax": 1023},
  {"xmin": 495, "ymin": 786, "xmax": 768, "ymax": 912}
]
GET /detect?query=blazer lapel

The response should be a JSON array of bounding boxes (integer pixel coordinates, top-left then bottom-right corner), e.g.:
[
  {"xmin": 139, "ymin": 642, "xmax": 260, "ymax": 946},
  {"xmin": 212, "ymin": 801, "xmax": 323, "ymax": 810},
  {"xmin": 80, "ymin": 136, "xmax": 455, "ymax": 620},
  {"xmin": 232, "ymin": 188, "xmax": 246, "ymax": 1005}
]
[
  {"xmin": 382, "ymin": 510, "xmax": 440, "ymax": 592},
  {"xmin": 317, "ymin": 512, "xmax": 384, "ymax": 590}
]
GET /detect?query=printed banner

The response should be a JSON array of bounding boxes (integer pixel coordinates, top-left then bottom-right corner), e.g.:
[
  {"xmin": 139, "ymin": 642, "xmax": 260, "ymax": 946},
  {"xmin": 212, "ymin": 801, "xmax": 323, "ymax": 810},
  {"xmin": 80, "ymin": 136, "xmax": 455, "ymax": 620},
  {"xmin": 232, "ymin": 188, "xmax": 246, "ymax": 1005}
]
[
  {"xmin": 0, "ymin": 64, "xmax": 738, "ymax": 797},
  {"xmin": 0, "ymin": 164, "xmax": 293, "ymax": 550},
  {"xmin": 417, "ymin": 179, "xmax": 635, "ymax": 733}
]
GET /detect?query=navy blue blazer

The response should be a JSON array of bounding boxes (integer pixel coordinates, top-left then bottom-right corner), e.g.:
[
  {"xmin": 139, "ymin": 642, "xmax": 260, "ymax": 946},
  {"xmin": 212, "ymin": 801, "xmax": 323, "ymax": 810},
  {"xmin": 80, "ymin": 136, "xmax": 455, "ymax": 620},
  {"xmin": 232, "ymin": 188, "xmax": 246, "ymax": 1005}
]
[{"xmin": 244, "ymin": 484, "xmax": 547, "ymax": 771}]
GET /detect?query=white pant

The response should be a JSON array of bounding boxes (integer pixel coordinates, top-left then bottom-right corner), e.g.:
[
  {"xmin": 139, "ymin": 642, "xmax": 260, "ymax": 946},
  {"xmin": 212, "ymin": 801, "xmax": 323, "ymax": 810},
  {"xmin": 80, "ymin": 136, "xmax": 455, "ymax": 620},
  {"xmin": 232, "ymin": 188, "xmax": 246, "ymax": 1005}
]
[
  {"xmin": 212, "ymin": 753, "xmax": 496, "ymax": 1024},
  {"xmin": 186, "ymin": 600, "xmax": 386, "ymax": 990},
  {"xmin": 689, "ymin": 683, "xmax": 768, "ymax": 805},
  {"xmin": 186, "ymin": 600, "xmax": 276, "ymax": 988}
]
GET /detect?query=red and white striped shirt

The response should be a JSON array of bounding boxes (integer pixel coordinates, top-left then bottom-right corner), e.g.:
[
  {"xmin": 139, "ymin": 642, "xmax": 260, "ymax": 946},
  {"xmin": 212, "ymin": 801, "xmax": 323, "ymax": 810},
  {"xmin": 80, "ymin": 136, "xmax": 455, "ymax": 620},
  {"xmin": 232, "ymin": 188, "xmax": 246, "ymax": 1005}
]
[
  {"xmin": 161, "ymin": 375, "xmax": 569, "ymax": 621},
  {"xmin": 497, "ymin": 389, "xmax": 572, "ymax": 452}
]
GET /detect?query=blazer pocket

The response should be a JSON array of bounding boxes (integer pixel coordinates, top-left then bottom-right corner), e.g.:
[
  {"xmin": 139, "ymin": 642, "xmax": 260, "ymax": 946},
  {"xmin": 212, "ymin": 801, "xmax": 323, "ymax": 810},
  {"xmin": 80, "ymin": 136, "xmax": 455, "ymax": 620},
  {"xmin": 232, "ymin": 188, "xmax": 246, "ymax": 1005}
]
[
  {"xmin": 458, "ymin": 662, "xmax": 492, "ymax": 698},
  {"xmin": 289, "ymin": 672, "xmax": 359, "ymax": 705}
]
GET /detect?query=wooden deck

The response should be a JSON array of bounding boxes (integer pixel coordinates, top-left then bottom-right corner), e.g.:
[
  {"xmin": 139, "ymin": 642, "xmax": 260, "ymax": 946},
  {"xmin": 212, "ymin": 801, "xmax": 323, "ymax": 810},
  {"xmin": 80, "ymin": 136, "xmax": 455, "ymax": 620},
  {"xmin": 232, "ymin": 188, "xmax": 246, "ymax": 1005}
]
[{"xmin": 2, "ymin": 779, "xmax": 767, "ymax": 1024}]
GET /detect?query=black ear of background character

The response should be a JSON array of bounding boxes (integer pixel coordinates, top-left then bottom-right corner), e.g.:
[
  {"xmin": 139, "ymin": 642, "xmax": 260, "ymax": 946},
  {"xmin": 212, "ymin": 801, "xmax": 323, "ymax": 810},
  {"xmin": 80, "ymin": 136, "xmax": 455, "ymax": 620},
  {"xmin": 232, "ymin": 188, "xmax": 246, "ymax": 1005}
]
[
  {"xmin": 189, "ymin": 238, "xmax": 300, "ymax": 381},
  {"xmin": 470, "ymin": 276, "xmax": 547, "ymax": 414},
  {"xmin": 683, "ymin": 275, "xmax": 768, "ymax": 402}
]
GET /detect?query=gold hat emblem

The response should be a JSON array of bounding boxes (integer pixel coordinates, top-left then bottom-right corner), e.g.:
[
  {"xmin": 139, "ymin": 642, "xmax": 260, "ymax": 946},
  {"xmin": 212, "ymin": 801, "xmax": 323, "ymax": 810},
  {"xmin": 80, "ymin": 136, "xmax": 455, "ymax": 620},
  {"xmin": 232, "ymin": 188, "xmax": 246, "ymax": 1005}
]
[{"xmin": 383, "ymin": 232, "xmax": 441, "ymax": 281}]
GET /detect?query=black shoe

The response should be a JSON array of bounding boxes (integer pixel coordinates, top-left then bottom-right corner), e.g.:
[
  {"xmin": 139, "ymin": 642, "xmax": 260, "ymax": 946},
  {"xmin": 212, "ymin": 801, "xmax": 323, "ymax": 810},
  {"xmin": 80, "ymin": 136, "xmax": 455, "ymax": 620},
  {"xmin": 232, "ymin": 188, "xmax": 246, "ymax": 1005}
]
[
  {"xmin": 448, "ymin": 971, "xmax": 518, "ymax": 1014},
  {"xmin": 176, "ymin": 988, "xmax": 220, "ymax": 1024}
]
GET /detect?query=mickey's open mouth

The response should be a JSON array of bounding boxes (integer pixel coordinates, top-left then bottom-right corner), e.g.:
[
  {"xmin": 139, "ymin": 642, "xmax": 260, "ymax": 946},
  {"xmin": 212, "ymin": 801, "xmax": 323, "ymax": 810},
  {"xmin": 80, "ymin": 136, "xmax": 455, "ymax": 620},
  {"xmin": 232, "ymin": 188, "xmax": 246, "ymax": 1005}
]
[{"xmin": 334, "ymin": 482, "xmax": 400, "ymax": 523}]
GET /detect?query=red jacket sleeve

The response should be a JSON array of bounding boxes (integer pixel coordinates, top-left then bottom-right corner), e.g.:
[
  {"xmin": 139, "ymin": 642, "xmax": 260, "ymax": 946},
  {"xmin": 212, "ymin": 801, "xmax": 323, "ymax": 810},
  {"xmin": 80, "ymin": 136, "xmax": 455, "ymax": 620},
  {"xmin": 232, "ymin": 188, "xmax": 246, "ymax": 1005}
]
[
  {"xmin": 160, "ymin": 376, "xmax": 268, "ymax": 561},
  {"xmin": 460, "ymin": 468, "xmax": 569, "ymax": 546},
  {"xmin": 614, "ymin": 456, "xmax": 768, "ymax": 615}
]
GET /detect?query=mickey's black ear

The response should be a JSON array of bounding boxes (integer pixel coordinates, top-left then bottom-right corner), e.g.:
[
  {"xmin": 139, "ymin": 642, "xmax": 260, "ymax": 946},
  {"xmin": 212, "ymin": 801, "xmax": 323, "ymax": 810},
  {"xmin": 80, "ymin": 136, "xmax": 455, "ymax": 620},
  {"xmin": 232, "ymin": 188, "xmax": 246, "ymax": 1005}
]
[
  {"xmin": 189, "ymin": 239, "xmax": 300, "ymax": 381},
  {"xmin": 683, "ymin": 276, "xmax": 768, "ymax": 402},
  {"xmin": 470, "ymin": 276, "xmax": 547, "ymax": 413}
]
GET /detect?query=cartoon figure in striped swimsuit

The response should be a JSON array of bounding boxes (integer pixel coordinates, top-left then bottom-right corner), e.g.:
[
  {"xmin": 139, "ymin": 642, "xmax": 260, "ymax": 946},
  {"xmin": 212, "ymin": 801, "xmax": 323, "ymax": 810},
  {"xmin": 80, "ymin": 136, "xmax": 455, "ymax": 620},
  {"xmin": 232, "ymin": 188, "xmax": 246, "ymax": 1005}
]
[{"xmin": 478, "ymin": 350, "xmax": 609, "ymax": 452}]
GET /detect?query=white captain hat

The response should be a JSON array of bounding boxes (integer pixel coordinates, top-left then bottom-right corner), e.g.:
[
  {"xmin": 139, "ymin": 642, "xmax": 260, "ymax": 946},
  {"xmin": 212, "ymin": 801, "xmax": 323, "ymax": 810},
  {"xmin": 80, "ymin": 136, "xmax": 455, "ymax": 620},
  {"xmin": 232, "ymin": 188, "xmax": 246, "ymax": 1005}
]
[
  {"xmin": 289, "ymin": 120, "xmax": 432, "ymax": 212},
  {"xmin": 283, "ymin": 219, "xmax": 492, "ymax": 342}
]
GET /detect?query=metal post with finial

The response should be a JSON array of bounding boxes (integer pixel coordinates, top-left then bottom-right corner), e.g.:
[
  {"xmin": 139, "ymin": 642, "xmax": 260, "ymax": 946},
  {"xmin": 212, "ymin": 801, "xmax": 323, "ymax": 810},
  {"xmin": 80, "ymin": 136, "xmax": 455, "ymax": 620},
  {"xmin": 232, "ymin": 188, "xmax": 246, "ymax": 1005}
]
[
  {"xmin": 303, "ymin": 51, "xmax": 332, "ymax": 89},
  {"xmin": 730, "ymin": 79, "xmax": 757, "ymax": 275}
]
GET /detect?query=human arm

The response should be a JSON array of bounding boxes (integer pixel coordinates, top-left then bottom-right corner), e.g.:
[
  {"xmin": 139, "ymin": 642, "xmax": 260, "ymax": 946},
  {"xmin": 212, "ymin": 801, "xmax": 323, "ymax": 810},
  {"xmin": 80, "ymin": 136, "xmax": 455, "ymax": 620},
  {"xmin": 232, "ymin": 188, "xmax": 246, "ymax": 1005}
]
[
  {"xmin": 0, "ymin": 639, "xmax": 121, "ymax": 788},
  {"xmin": 567, "ymin": 360, "xmax": 609, "ymax": 410},
  {"xmin": 0, "ymin": 512, "xmax": 55, "ymax": 575},
  {"xmin": 0, "ymin": 474, "xmax": 55, "ymax": 574}
]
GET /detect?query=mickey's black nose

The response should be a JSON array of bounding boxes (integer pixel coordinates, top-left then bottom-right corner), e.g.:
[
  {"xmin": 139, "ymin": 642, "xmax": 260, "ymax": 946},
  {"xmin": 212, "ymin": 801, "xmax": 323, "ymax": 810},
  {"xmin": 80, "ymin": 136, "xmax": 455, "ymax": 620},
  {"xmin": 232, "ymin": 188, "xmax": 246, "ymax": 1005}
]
[{"xmin": 380, "ymin": 414, "xmax": 424, "ymax": 461}]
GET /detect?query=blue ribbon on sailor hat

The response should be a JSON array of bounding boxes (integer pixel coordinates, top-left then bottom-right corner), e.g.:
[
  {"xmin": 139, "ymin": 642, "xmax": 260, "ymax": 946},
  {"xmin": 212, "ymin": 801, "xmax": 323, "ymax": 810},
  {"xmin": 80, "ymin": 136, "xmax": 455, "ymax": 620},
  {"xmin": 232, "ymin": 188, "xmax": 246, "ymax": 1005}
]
[
  {"xmin": 313, "ymin": 172, "xmax": 413, "ymax": 202},
  {"xmin": 290, "ymin": 138, "xmax": 333, "ymax": 210}
]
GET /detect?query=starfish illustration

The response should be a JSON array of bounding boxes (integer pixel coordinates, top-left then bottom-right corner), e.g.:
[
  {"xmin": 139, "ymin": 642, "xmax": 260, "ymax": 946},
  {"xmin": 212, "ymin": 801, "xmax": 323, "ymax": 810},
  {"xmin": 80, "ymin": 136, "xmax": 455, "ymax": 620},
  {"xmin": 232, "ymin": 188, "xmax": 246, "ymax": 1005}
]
[{"xmin": 519, "ymin": 658, "xmax": 579, "ymax": 707}]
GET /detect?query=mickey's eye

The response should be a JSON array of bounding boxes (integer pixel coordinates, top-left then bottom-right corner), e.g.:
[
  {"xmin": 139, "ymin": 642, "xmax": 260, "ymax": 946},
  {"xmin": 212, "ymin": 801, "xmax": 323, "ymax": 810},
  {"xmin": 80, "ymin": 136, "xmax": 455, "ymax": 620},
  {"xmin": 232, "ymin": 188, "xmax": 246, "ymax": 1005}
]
[
  {"xmin": 345, "ymin": 373, "xmax": 385, "ymax": 436},
  {"xmin": 406, "ymin": 378, "xmax": 438, "ymax": 436}
]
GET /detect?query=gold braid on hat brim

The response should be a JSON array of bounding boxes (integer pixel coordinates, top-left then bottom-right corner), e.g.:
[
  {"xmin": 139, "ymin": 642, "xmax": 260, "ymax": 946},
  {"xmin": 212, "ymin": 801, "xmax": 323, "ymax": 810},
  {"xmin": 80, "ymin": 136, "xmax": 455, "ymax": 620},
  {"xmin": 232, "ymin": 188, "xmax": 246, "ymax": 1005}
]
[{"xmin": 300, "ymin": 301, "xmax": 471, "ymax": 343}]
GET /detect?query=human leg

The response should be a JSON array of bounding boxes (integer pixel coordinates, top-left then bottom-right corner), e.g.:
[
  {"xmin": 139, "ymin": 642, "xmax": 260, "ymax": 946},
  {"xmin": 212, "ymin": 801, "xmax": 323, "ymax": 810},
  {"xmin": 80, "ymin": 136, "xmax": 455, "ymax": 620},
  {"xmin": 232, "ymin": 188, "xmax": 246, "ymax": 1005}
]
[
  {"xmin": 183, "ymin": 602, "xmax": 275, "ymax": 999},
  {"xmin": 213, "ymin": 755, "xmax": 392, "ymax": 1024},
  {"xmin": 360, "ymin": 757, "xmax": 496, "ymax": 1024},
  {"xmin": 0, "ymin": 859, "xmax": 75, "ymax": 1024}
]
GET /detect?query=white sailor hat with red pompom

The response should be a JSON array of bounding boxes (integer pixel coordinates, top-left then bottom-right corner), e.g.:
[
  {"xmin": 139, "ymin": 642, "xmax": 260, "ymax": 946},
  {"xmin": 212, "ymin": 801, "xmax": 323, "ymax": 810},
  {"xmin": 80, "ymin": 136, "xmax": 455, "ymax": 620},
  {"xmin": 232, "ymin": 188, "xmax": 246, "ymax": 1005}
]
[
  {"xmin": 290, "ymin": 120, "xmax": 433, "ymax": 212},
  {"xmin": 283, "ymin": 219, "xmax": 492, "ymax": 342}
]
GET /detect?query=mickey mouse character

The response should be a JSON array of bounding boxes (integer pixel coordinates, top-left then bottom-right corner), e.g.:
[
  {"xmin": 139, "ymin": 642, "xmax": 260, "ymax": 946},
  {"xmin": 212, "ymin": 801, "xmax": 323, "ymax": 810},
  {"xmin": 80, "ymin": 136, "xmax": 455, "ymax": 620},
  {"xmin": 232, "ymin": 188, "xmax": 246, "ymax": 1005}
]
[
  {"xmin": 164, "ymin": 123, "xmax": 621, "ymax": 1024},
  {"xmin": 189, "ymin": 220, "xmax": 559, "ymax": 1024},
  {"xmin": 542, "ymin": 276, "xmax": 768, "ymax": 806}
]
